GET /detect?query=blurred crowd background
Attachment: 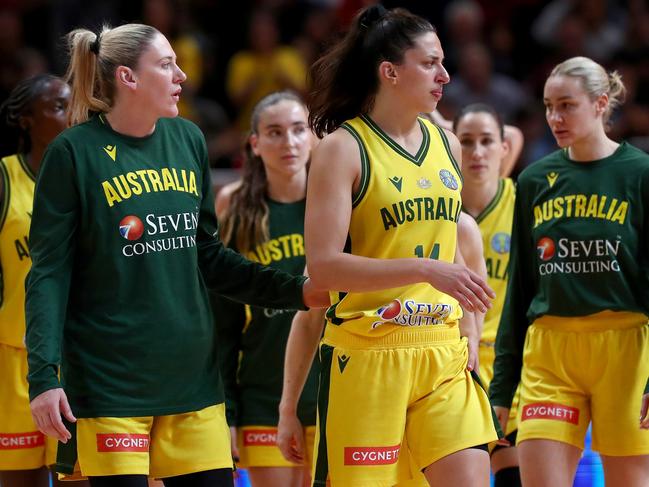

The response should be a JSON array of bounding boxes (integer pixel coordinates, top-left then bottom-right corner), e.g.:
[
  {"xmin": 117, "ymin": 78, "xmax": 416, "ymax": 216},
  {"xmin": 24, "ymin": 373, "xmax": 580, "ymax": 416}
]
[{"xmin": 2, "ymin": 0, "xmax": 648, "ymax": 175}]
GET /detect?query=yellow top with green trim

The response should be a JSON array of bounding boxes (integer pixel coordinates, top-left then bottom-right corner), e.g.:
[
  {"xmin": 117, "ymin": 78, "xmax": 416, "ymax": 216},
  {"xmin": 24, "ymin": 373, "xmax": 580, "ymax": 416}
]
[
  {"xmin": 475, "ymin": 178, "xmax": 515, "ymax": 344},
  {"xmin": 325, "ymin": 115, "xmax": 464, "ymax": 342},
  {"xmin": 0, "ymin": 154, "xmax": 36, "ymax": 348}
]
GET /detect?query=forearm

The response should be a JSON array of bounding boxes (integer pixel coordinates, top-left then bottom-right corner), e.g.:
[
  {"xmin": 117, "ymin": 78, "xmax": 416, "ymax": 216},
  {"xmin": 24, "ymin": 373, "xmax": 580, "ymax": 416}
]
[
  {"xmin": 279, "ymin": 309, "xmax": 325, "ymax": 414},
  {"xmin": 308, "ymin": 253, "xmax": 432, "ymax": 292}
]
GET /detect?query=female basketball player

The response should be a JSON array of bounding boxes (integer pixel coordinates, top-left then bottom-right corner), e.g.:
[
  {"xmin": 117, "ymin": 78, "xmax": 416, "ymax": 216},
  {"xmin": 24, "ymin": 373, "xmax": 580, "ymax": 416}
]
[
  {"xmin": 490, "ymin": 56, "xmax": 649, "ymax": 487},
  {"xmin": 213, "ymin": 91, "xmax": 318, "ymax": 487},
  {"xmin": 24, "ymin": 24, "xmax": 325, "ymax": 487},
  {"xmin": 280, "ymin": 5, "xmax": 498, "ymax": 486},
  {"xmin": 0, "ymin": 75, "xmax": 86, "ymax": 487},
  {"xmin": 453, "ymin": 103, "xmax": 520, "ymax": 487}
]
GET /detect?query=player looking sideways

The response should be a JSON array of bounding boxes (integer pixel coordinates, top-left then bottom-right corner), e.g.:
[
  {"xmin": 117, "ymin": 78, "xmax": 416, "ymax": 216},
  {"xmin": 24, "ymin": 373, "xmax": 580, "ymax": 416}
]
[
  {"xmin": 280, "ymin": 5, "xmax": 498, "ymax": 486},
  {"xmin": 490, "ymin": 56, "xmax": 649, "ymax": 487},
  {"xmin": 24, "ymin": 23, "xmax": 325, "ymax": 487},
  {"xmin": 213, "ymin": 91, "xmax": 318, "ymax": 487},
  {"xmin": 453, "ymin": 103, "xmax": 521, "ymax": 487}
]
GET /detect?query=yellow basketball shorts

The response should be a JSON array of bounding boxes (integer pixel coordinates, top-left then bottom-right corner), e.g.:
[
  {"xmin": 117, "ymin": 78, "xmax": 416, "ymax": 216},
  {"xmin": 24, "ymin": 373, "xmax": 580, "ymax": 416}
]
[
  {"xmin": 517, "ymin": 312, "xmax": 649, "ymax": 456},
  {"xmin": 56, "ymin": 403, "xmax": 233, "ymax": 479},
  {"xmin": 479, "ymin": 344, "xmax": 519, "ymax": 438},
  {"xmin": 237, "ymin": 425, "xmax": 316, "ymax": 469},
  {"xmin": 0, "ymin": 343, "xmax": 57, "ymax": 470},
  {"xmin": 312, "ymin": 327, "xmax": 499, "ymax": 487}
]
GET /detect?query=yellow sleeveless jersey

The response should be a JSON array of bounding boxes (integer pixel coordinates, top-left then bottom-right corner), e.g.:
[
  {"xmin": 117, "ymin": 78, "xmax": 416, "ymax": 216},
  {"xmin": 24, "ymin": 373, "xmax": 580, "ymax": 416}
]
[
  {"xmin": 325, "ymin": 115, "xmax": 464, "ymax": 342},
  {"xmin": 0, "ymin": 154, "xmax": 35, "ymax": 348},
  {"xmin": 476, "ymin": 178, "xmax": 515, "ymax": 344}
]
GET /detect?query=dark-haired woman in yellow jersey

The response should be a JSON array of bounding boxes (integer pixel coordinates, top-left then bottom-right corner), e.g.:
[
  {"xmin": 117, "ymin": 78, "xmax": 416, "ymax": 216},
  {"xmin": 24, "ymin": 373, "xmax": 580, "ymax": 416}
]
[
  {"xmin": 453, "ymin": 103, "xmax": 521, "ymax": 487},
  {"xmin": 279, "ymin": 5, "xmax": 498, "ymax": 487},
  {"xmin": 0, "ymin": 75, "xmax": 85, "ymax": 487}
]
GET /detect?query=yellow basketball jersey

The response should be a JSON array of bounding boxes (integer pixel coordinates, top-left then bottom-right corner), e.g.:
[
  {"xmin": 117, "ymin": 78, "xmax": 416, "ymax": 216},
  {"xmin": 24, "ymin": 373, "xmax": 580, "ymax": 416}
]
[
  {"xmin": 325, "ymin": 115, "xmax": 464, "ymax": 342},
  {"xmin": 0, "ymin": 154, "xmax": 36, "ymax": 348},
  {"xmin": 476, "ymin": 178, "xmax": 515, "ymax": 344}
]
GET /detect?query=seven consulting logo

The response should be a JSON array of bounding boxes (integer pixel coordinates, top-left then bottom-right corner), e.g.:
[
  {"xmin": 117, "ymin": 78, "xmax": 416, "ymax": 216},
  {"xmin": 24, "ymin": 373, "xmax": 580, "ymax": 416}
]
[
  {"xmin": 372, "ymin": 298, "xmax": 452, "ymax": 328},
  {"xmin": 119, "ymin": 215, "xmax": 145, "ymax": 241},
  {"xmin": 536, "ymin": 237, "xmax": 556, "ymax": 261}
]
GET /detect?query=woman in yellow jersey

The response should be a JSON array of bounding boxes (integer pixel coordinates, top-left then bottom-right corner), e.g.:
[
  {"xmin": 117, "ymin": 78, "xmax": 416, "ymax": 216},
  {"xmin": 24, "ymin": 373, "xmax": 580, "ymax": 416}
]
[
  {"xmin": 0, "ymin": 75, "xmax": 85, "ymax": 487},
  {"xmin": 453, "ymin": 104, "xmax": 521, "ymax": 487},
  {"xmin": 279, "ymin": 5, "xmax": 498, "ymax": 487},
  {"xmin": 213, "ymin": 91, "xmax": 318, "ymax": 487},
  {"xmin": 490, "ymin": 57, "xmax": 649, "ymax": 487}
]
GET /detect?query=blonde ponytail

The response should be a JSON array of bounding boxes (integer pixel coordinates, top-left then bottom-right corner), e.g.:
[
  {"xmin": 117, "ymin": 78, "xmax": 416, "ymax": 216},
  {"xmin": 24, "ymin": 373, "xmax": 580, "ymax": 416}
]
[{"xmin": 65, "ymin": 23, "xmax": 159, "ymax": 126}]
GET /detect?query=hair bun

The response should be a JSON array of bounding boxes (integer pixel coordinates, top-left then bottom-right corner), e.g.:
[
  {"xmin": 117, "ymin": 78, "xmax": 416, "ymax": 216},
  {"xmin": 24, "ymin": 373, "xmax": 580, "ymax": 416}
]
[{"xmin": 359, "ymin": 4, "xmax": 388, "ymax": 30}]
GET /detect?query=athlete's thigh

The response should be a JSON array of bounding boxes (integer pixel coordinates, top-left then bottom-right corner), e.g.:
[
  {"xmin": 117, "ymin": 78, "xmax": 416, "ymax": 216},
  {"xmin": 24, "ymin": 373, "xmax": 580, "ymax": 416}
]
[
  {"xmin": 517, "ymin": 439, "xmax": 581, "ymax": 487},
  {"xmin": 0, "ymin": 467, "xmax": 50, "ymax": 487},
  {"xmin": 600, "ymin": 454, "xmax": 649, "ymax": 487},
  {"xmin": 247, "ymin": 466, "xmax": 304, "ymax": 487},
  {"xmin": 312, "ymin": 344, "xmax": 410, "ymax": 487},
  {"xmin": 423, "ymin": 448, "xmax": 490, "ymax": 487}
]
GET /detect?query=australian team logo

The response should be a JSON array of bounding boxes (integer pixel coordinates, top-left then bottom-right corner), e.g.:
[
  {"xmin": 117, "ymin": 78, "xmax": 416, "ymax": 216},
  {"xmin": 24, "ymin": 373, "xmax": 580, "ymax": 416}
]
[
  {"xmin": 416, "ymin": 177, "xmax": 432, "ymax": 189},
  {"xmin": 536, "ymin": 237, "xmax": 556, "ymax": 261},
  {"xmin": 372, "ymin": 298, "xmax": 452, "ymax": 328},
  {"xmin": 438, "ymin": 169, "xmax": 458, "ymax": 190},
  {"xmin": 119, "ymin": 215, "xmax": 144, "ymax": 241},
  {"xmin": 491, "ymin": 232, "xmax": 511, "ymax": 254}
]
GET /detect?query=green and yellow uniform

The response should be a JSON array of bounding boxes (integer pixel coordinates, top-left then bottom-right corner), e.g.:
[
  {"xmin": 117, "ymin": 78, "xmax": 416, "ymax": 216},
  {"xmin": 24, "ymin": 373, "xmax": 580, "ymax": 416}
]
[
  {"xmin": 0, "ymin": 154, "xmax": 57, "ymax": 470},
  {"xmin": 491, "ymin": 143, "xmax": 649, "ymax": 455},
  {"xmin": 212, "ymin": 198, "xmax": 319, "ymax": 468},
  {"xmin": 25, "ymin": 115, "xmax": 307, "ymax": 478},
  {"xmin": 314, "ymin": 115, "xmax": 499, "ymax": 487}
]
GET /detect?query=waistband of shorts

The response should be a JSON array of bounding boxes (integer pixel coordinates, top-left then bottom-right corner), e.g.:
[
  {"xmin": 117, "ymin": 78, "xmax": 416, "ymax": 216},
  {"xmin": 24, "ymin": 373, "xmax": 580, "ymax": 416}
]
[
  {"xmin": 532, "ymin": 310, "xmax": 649, "ymax": 332},
  {"xmin": 322, "ymin": 323, "xmax": 461, "ymax": 349}
]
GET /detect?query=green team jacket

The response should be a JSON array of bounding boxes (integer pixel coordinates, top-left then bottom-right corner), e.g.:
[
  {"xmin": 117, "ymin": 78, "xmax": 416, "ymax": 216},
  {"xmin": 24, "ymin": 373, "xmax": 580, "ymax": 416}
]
[
  {"xmin": 211, "ymin": 199, "xmax": 319, "ymax": 427},
  {"xmin": 490, "ymin": 143, "xmax": 649, "ymax": 408},
  {"xmin": 25, "ymin": 115, "xmax": 306, "ymax": 418}
]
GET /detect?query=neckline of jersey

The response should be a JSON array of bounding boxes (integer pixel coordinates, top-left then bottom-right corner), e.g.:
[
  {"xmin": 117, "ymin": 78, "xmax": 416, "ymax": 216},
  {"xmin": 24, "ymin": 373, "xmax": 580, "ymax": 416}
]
[
  {"xmin": 560, "ymin": 141, "xmax": 627, "ymax": 167},
  {"xmin": 97, "ymin": 113, "xmax": 158, "ymax": 144},
  {"xmin": 474, "ymin": 178, "xmax": 505, "ymax": 224},
  {"xmin": 360, "ymin": 114, "xmax": 430, "ymax": 166},
  {"xmin": 17, "ymin": 153, "xmax": 37, "ymax": 182}
]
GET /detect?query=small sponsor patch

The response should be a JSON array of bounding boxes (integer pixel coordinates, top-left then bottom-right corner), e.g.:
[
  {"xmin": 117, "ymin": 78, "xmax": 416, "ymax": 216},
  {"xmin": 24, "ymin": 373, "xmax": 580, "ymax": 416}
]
[
  {"xmin": 97, "ymin": 433, "xmax": 150, "ymax": 452},
  {"xmin": 243, "ymin": 429, "xmax": 277, "ymax": 446},
  {"xmin": 522, "ymin": 403, "xmax": 579, "ymax": 425},
  {"xmin": 0, "ymin": 432, "xmax": 45, "ymax": 450},
  {"xmin": 344, "ymin": 445, "xmax": 400, "ymax": 465}
]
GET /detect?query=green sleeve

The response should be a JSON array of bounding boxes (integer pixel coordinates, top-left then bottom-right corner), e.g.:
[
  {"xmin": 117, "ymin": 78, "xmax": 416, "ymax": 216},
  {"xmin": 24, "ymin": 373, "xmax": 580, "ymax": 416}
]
[
  {"xmin": 194, "ymin": 134, "xmax": 307, "ymax": 310},
  {"xmin": 25, "ymin": 141, "xmax": 79, "ymax": 400},
  {"xmin": 490, "ymin": 183, "xmax": 535, "ymax": 408},
  {"xmin": 210, "ymin": 291, "xmax": 245, "ymax": 425}
]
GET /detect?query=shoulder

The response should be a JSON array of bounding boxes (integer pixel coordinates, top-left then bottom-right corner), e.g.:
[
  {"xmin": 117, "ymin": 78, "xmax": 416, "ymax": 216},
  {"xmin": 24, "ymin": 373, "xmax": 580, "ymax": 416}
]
[
  {"xmin": 215, "ymin": 180, "xmax": 241, "ymax": 219},
  {"xmin": 160, "ymin": 116, "xmax": 203, "ymax": 137}
]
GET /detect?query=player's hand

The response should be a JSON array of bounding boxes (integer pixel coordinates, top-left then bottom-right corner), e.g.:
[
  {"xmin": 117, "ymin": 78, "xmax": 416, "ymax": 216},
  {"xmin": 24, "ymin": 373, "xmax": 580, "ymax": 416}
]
[
  {"xmin": 493, "ymin": 406, "xmax": 511, "ymax": 446},
  {"xmin": 426, "ymin": 260, "xmax": 494, "ymax": 313},
  {"xmin": 640, "ymin": 393, "xmax": 649, "ymax": 429},
  {"xmin": 302, "ymin": 278, "xmax": 330, "ymax": 309},
  {"xmin": 465, "ymin": 335, "xmax": 480, "ymax": 372},
  {"xmin": 229, "ymin": 426, "xmax": 240, "ymax": 463},
  {"xmin": 30, "ymin": 388, "xmax": 75, "ymax": 443},
  {"xmin": 277, "ymin": 412, "xmax": 305, "ymax": 464}
]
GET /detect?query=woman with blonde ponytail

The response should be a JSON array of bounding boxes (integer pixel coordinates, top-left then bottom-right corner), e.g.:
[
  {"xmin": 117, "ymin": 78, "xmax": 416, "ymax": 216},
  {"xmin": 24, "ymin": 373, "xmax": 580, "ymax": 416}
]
[
  {"xmin": 491, "ymin": 56, "xmax": 649, "ymax": 487},
  {"xmin": 24, "ymin": 24, "xmax": 326, "ymax": 487},
  {"xmin": 212, "ymin": 91, "xmax": 318, "ymax": 487}
]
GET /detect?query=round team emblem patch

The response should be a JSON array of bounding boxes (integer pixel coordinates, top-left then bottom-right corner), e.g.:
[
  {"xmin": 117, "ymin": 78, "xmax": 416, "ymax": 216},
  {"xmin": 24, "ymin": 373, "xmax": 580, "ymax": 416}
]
[
  {"xmin": 491, "ymin": 233, "xmax": 511, "ymax": 254},
  {"xmin": 377, "ymin": 299, "xmax": 402, "ymax": 320},
  {"xmin": 439, "ymin": 169, "xmax": 458, "ymax": 190}
]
